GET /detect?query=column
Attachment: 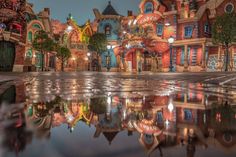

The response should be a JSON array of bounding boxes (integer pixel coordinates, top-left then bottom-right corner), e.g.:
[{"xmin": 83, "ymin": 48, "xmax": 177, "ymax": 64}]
[
  {"xmin": 217, "ymin": 45, "xmax": 222, "ymax": 71},
  {"xmin": 184, "ymin": 93, "xmax": 188, "ymax": 103},
  {"xmin": 201, "ymin": 43, "xmax": 206, "ymax": 71},
  {"xmin": 183, "ymin": 45, "xmax": 189, "ymax": 72},
  {"xmin": 232, "ymin": 47, "xmax": 235, "ymax": 71}
]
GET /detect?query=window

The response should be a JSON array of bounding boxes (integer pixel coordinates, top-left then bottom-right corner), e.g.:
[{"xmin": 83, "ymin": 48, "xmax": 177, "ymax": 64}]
[
  {"xmin": 156, "ymin": 24, "xmax": 164, "ymax": 36},
  {"xmin": 184, "ymin": 26, "xmax": 193, "ymax": 38},
  {"xmin": 181, "ymin": 47, "xmax": 184, "ymax": 65},
  {"xmin": 204, "ymin": 22, "xmax": 211, "ymax": 34},
  {"xmin": 28, "ymin": 31, "xmax": 33, "ymax": 42},
  {"xmin": 145, "ymin": 2, "xmax": 154, "ymax": 14},
  {"xmin": 225, "ymin": 3, "xmax": 234, "ymax": 13},
  {"xmin": 26, "ymin": 49, "xmax": 32, "ymax": 58},
  {"xmin": 33, "ymin": 24, "xmax": 41, "ymax": 29},
  {"xmin": 104, "ymin": 24, "xmax": 111, "ymax": 36},
  {"xmin": 184, "ymin": 109, "xmax": 192, "ymax": 121},
  {"xmin": 157, "ymin": 111, "xmax": 163, "ymax": 123}
]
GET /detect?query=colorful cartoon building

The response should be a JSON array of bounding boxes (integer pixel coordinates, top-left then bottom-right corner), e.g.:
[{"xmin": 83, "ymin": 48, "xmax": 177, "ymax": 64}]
[
  {"xmin": 25, "ymin": 3, "xmax": 56, "ymax": 71},
  {"xmin": 93, "ymin": 1, "xmax": 122, "ymax": 71},
  {"xmin": 118, "ymin": 0, "xmax": 236, "ymax": 72}
]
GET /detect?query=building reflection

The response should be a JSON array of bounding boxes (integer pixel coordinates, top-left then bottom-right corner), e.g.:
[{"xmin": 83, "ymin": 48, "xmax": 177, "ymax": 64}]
[{"xmin": 1, "ymin": 83, "xmax": 236, "ymax": 156}]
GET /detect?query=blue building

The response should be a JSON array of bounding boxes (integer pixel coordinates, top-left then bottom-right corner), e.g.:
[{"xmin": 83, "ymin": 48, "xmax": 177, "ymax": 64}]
[{"xmin": 93, "ymin": 1, "xmax": 122, "ymax": 71}]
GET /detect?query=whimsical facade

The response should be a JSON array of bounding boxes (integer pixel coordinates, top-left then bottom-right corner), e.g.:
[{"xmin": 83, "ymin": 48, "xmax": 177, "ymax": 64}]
[
  {"xmin": 93, "ymin": 1, "xmax": 122, "ymax": 71},
  {"xmin": 0, "ymin": 0, "xmax": 27, "ymax": 72},
  {"xmin": 117, "ymin": 0, "xmax": 236, "ymax": 72},
  {"xmin": 1, "ymin": 0, "xmax": 236, "ymax": 72},
  {"xmin": 51, "ymin": 14, "xmax": 93, "ymax": 71},
  {"xmin": 25, "ymin": 3, "xmax": 55, "ymax": 71}
]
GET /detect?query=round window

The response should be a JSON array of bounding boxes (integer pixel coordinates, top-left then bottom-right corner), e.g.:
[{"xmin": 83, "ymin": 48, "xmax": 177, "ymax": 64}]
[{"xmin": 225, "ymin": 3, "xmax": 234, "ymax": 13}]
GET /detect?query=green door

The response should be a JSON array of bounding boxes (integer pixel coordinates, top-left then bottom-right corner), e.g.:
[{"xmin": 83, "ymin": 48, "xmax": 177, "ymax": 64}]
[
  {"xmin": 0, "ymin": 41, "xmax": 16, "ymax": 72},
  {"xmin": 35, "ymin": 52, "xmax": 43, "ymax": 69}
]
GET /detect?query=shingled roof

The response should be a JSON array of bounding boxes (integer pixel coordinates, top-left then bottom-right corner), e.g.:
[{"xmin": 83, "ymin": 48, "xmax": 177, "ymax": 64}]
[{"xmin": 102, "ymin": 1, "xmax": 119, "ymax": 16}]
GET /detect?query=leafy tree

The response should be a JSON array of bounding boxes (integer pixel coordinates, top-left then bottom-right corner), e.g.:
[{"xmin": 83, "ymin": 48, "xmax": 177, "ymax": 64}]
[
  {"xmin": 56, "ymin": 45, "xmax": 71, "ymax": 71},
  {"xmin": 88, "ymin": 33, "xmax": 107, "ymax": 71},
  {"xmin": 212, "ymin": 12, "xmax": 236, "ymax": 71},
  {"xmin": 90, "ymin": 97, "xmax": 107, "ymax": 114},
  {"xmin": 32, "ymin": 30, "xmax": 55, "ymax": 71}
]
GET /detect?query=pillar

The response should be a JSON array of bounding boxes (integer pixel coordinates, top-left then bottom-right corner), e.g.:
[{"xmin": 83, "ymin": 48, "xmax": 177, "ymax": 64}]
[
  {"xmin": 13, "ymin": 44, "xmax": 25, "ymax": 72},
  {"xmin": 201, "ymin": 43, "xmax": 206, "ymax": 71},
  {"xmin": 184, "ymin": 93, "xmax": 188, "ymax": 103},
  {"xmin": 217, "ymin": 45, "xmax": 222, "ymax": 71},
  {"xmin": 183, "ymin": 45, "xmax": 189, "ymax": 72},
  {"xmin": 232, "ymin": 47, "xmax": 235, "ymax": 71}
]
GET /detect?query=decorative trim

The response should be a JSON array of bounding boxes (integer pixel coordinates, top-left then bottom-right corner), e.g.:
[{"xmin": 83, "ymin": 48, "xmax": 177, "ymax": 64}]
[{"xmin": 224, "ymin": 2, "xmax": 234, "ymax": 13}]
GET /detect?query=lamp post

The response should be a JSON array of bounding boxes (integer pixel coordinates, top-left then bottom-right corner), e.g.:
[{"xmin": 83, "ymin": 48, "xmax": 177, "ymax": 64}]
[
  {"xmin": 87, "ymin": 52, "xmax": 91, "ymax": 71},
  {"xmin": 106, "ymin": 44, "xmax": 112, "ymax": 72},
  {"xmin": 168, "ymin": 36, "xmax": 175, "ymax": 72}
]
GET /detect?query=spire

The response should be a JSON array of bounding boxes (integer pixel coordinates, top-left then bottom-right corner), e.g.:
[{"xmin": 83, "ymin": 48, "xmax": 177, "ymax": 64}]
[{"xmin": 102, "ymin": 1, "xmax": 119, "ymax": 15}]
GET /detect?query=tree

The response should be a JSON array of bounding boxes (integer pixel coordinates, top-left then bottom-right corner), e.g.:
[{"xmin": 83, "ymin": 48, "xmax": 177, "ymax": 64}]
[
  {"xmin": 90, "ymin": 97, "xmax": 107, "ymax": 114},
  {"xmin": 212, "ymin": 12, "xmax": 236, "ymax": 71},
  {"xmin": 56, "ymin": 45, "xmax": 71, "ymax": 71},
  {"xmin": 32, "ymin": 30, "xmax": 55, "ymax": 71},
  {"xmin": 88, "ymin": 33, "xmax": 107, "ymax": 71}
]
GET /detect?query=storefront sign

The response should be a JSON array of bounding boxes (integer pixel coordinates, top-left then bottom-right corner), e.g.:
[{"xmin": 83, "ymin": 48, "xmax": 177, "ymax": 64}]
[{"xmin": 137, "ymin": 13, "xmax": 161, "ymax": 25}]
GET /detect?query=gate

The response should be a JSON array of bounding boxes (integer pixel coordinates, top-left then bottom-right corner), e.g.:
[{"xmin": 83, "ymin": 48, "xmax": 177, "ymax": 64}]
[{"xmin": 0, "ymin": 41, "xmax": 16, "ymax": 72}]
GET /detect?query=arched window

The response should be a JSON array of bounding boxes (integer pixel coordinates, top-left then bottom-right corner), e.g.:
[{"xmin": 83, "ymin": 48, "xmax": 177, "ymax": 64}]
[
  {"xmin": 104, "ymin": 24, "xmax": 111, "ymax": 36},
  {"xmin": 26, "ymin": 49, "xmax": 33, "ymax": 58},
  {"xmin": 28, "ymin": 31, "xmax": 33, "ymax": 42},
  {"xmin": 145, "ymin": 2, "xmax": 154, "ymax": 14},
  {"xmin": 33, "ymin": 24, "xmax": 41, "ymax": 29},
  {"xmin": 104, "ymin": 24, "xmax": 112, "ymax": 36}
]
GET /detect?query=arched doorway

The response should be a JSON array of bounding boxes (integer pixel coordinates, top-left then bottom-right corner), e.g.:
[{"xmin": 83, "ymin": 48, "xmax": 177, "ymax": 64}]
[{"xmin": 0, "ymin": 41, "xmax": 16, "ymax": 72}]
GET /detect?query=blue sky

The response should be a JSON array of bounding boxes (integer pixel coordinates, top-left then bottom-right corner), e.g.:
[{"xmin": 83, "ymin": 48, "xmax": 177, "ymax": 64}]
[{"xmin": 28, "ymin": 0, "xmax": 141, "ymax": 24}]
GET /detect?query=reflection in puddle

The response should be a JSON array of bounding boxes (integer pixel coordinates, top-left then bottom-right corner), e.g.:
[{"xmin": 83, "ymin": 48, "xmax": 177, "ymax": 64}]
[{"xmin": 0, "ymin": 80, "xmax": 236, "ymax": 157}]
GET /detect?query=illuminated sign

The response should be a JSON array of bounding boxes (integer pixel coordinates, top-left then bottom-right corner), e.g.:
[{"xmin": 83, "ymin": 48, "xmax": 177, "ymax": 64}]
[{"xmin": 137, "ymin": 13, "xmax": 161, "ymax": 25}]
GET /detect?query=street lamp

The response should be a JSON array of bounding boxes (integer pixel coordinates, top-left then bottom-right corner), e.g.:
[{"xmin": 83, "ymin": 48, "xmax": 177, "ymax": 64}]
[
  {"xmin": 87, "ymin": 52, "xmax": 91, "ymax": 71},
  {"xmin": 106, "ymin": 44, "xmax": 112, "ymax": 72},
  {"xmin": 168, "ymin": 36, "xmax": 175, "ymax": 72}
]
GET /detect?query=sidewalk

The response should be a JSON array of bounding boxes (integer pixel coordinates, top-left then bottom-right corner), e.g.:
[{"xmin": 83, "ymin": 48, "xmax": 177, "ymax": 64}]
[{"xmin": 0, "ymin": 75, "xmax": 19, "ymax": 84}]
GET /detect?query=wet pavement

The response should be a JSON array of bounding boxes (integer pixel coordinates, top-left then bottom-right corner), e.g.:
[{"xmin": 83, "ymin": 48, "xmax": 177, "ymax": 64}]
[{"xmin": 0, "ymin": 72, "xmax": 236, "ymax": 157}]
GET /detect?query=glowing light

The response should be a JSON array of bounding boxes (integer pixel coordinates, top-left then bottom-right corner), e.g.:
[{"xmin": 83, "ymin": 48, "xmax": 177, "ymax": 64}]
[
  {"xmin": 168, "ymin": 36, "xmax": 175, "ymax": 44},
  {"xmin": 66, "ymin": 25, "xmax": 73, "ymax": 32},
  {"xmin": 87, "ymin": 52, "xmax": 91, "ymax": 57},
  {"xmin": 72, "ymin": 57, "xmax": 76, "ymax": 60},
  {"xmin": 165, "ymin": 120, "xmax": 170, "ymax": 126},
  {"xmin": 107, "ymin": 44, "xmax": 112, "ymax": 49},
  {"xmin": 128, "ymin": 20, "xmax": 133, "ymax": 26},
  {"xmin": 168, "ymin": 101, "xmax": 174, "ymax": 112},
  {"xmin": 165, "ymin": 22, "xmax": 170, "ymax": 26},
  {"xmin": 107, "ymin": 96, "xmax": 112, "ymax": 105}
]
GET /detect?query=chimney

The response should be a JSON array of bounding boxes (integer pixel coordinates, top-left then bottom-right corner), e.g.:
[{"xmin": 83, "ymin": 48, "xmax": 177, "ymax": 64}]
[
  {"xmin": 44, "ymin": 8, "xmax": 50, "ymax": 15},
  {"xmin": 128, "ymin": 10, "xmax": 133, "ymax": 16}
]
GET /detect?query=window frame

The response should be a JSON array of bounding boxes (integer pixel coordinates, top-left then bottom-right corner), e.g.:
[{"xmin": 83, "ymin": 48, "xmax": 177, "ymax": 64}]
[
  {"xmin": 156, "ymin": 23, "xmax": 164, "ymax": 36},
  {"xmin": 184, "ymin": 26, "xmax": 193, "ymax": 38}
]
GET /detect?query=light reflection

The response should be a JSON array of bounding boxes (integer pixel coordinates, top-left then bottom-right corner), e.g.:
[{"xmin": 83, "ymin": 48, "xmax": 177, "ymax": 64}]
[{"xmin": 2, "ymin": 78, "xmax": 236, "ymax": 157}]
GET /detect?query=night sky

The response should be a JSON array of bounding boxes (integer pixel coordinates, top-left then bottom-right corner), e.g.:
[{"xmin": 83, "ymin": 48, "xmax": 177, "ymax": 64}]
[{"xmin": 28, "ymin": 0, "xmax": 141, "ymax": 24}]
